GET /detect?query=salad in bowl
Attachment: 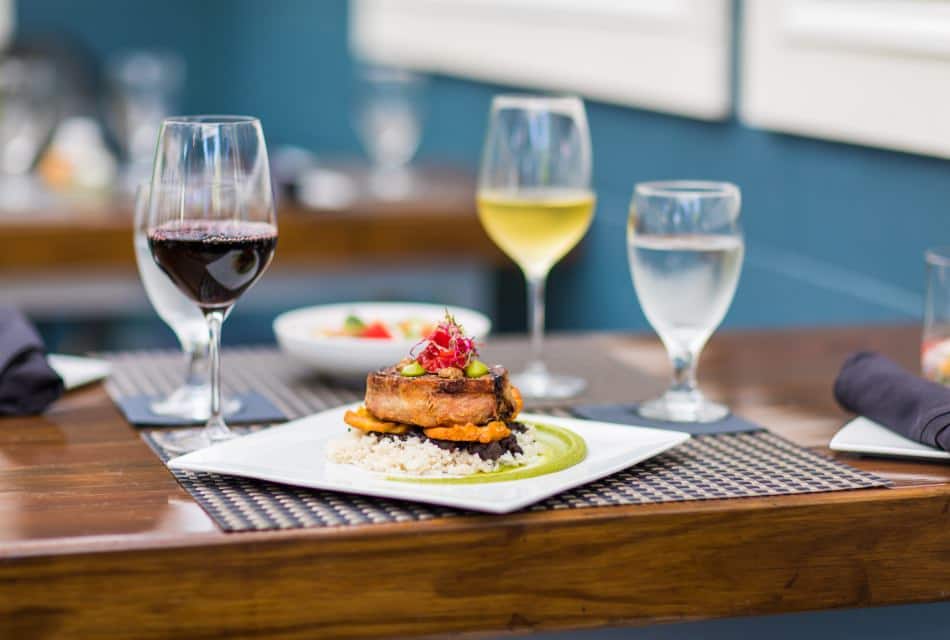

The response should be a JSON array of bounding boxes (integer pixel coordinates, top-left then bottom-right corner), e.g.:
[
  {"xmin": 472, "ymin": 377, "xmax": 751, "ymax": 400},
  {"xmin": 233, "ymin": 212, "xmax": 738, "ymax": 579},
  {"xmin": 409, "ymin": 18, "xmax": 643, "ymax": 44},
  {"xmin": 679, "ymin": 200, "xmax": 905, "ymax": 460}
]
[{"xmin": 273, "ymin": 302, "xmax": 491, "ymax": 379}]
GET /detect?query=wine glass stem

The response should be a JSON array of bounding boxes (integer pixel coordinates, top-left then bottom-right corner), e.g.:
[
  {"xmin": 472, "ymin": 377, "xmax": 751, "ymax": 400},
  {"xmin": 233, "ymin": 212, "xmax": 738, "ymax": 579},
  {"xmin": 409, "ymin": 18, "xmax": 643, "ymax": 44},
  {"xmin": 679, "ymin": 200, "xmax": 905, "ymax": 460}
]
[
  {"xmin": 182, "ymin": 340, "xmax": 210, "ymax": 389},
  {"xmin": 668, "ymin": 343, "xmax": 699, "ymax": 394},
  {"xmin": 525, "ymin": 271, "xmax": 548, "ymax": 374},
  {"xmin": 203, "ymin": 309, "xmax": 230, "ymax": 440}
]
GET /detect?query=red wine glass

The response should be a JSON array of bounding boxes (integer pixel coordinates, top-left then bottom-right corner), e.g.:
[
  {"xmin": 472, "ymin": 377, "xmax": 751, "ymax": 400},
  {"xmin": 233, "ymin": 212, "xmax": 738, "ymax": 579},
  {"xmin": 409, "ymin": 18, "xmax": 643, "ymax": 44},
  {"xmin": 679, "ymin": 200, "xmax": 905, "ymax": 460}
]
[{"xmin": 147, "ymin": 115, "xmax": 277, "ymax": 454}]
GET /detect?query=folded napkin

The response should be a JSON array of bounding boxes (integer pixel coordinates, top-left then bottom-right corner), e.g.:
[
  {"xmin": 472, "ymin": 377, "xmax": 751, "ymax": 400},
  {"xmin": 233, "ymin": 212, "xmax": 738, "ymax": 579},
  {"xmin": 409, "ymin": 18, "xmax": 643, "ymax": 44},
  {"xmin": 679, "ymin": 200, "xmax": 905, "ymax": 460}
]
[
  {"xmin": 0, "ymin": 307, "xmax": 64, "ymax": 416},
  {"xmin": 834, "ymin": 351, "xmax": 950, "ymax": 451}
]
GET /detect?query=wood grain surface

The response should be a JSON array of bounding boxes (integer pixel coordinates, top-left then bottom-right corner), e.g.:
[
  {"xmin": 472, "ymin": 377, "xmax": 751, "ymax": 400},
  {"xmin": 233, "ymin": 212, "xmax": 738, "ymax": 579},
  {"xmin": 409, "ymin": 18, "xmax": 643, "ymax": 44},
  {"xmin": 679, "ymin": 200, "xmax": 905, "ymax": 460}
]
[{"xmin": 1, "ymin": 327, "xmax": 949, "ymax": 639}]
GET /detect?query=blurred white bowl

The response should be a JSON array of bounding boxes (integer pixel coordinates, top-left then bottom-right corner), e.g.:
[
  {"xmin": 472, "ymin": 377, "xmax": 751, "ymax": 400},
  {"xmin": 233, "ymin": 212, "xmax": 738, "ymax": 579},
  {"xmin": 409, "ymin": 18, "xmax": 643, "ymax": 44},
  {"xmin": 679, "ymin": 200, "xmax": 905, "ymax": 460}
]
[{"xmin": 273, "ymin": 302, "xmax": 491, "ymax": 379}]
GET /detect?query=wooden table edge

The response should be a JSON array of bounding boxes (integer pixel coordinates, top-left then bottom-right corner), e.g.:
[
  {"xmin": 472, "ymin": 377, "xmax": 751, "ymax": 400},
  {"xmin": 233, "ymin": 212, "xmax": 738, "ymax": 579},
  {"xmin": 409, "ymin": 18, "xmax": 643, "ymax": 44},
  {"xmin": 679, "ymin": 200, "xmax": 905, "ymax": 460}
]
[
  {"xmin": 3, "ymin": 481, "xmax": 947, "ymax": 560},
  {"xmin": 3, "ymin": 482, "xmax": 949, "ymax": 639}
]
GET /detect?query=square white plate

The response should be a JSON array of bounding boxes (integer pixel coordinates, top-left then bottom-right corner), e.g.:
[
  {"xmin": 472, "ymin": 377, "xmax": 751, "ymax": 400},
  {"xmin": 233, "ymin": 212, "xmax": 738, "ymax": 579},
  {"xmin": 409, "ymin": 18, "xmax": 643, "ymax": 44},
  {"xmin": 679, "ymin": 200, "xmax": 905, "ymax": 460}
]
[
  {"xmin": 168, "ymin": 404, "xmax": 690, "ymax": 514},
  {"xmin": 47, "ymin": 354, "xmax": 112, "ymax": 390},
  {"xmin": 830, "ymin": 416, "xmax": 950, "ymax": 461}
]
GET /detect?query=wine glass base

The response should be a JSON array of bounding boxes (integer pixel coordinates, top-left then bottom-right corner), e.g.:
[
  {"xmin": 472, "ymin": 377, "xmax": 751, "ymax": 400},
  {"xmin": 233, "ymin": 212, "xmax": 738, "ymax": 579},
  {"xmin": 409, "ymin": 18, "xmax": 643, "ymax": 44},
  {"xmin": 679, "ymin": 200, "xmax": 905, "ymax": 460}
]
[
  {"xmin": 158, "ymin": 427, "xmax": 237, "ymax": 456},
  {"xmin": 637, "ymin": 391, "xmax": 729, "ymax": 423},
  {"xmin": 511, "ymin": 370, "xmax": 586, "ymax": 400},
  {"xmin": 149, "ymin": 385, "xmax": 242, "ymax": 422}
]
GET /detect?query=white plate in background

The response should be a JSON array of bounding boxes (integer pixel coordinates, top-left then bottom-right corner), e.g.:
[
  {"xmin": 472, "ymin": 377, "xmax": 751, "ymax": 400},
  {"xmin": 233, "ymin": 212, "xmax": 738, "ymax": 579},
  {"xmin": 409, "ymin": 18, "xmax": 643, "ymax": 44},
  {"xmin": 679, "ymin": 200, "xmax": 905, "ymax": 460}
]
[
  {"xmin": 273, "ymin": 302, "xmax": 491, "ymax": 378},
  {"xmin": 830, "ymin": 416, "xmax": 950, "ymax": 461},
  {"xmin": 48, "ymin": 354, "xmax": 112, "ymax": 390},
  {"xmin": 168, "ymin": 404, "xmax": 690, "ymax": 514}
]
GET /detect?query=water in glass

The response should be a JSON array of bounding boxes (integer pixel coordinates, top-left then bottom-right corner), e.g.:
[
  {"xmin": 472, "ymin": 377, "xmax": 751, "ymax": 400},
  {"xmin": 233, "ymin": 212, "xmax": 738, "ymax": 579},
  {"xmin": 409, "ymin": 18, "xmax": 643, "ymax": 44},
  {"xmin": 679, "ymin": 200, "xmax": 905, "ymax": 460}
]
[{"xmin": 628, "ymin": 181, "xmax": 743, "ymax": 423}]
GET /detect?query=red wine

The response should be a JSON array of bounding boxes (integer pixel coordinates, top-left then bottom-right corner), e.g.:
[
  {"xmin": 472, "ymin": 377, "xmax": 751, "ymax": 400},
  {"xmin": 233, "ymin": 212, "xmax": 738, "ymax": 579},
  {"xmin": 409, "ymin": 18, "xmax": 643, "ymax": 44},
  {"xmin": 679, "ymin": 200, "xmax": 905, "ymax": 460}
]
[{"xmin": 148, "ymin": 220, "xmax": 277, "ymax": 310}]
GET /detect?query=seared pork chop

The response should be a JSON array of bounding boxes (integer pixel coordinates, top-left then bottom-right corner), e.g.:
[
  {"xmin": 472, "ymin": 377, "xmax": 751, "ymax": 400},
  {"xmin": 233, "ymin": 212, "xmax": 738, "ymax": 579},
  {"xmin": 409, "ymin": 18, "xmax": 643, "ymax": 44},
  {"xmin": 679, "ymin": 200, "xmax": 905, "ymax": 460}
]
[{"xmin": 365, "ymin": 365, "xmax": 521, "ymax": 428}]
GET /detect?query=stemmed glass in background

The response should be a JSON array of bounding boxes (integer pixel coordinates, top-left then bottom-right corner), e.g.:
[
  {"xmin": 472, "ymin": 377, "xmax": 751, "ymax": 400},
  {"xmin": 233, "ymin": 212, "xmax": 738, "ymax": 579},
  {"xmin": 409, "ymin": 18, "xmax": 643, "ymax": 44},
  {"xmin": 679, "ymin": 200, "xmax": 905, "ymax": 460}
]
[
  {"xmin": 108, "ymin": 51, "xmax": 185, "ymax": 192},
  {"xmin": 133, "ymin": 183, "xmax": 240, "ymax": 420},
  {"xmin": 147, "ymin": 116, "xmax": 278, "ymax": 453},
  {"xmin": 477, "ymin": 95, "xmax": 595, "ymax": 399},
  {"xmin": 921, "ymin": 248, "xmax": 950, "ymax": 383},
  {"xmin": 0, "ymin": 56, "xmax": 58, "ymax": 210},
  {"xmin": 628, "ymin": 181, "xmax": 743, "ymax": 422},
  {"xmin": 352, "ymin": 64, "xmax": 425, "ymax": 199}
]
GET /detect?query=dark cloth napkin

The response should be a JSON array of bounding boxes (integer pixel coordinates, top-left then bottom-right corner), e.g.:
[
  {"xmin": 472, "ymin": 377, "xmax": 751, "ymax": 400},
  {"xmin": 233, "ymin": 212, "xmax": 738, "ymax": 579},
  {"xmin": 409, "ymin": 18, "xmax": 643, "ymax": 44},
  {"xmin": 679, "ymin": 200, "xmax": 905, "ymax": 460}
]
[
  {"xmin": 571, "ymin": 403, "xmax": 762, "ymax": 435},
  {"xmin": 834, "ymin": 351, "xmax": 950, "ymax": 451},
  {"xmin": 0, "ymin": 307, "xmax": 64, "ymax": 415}
]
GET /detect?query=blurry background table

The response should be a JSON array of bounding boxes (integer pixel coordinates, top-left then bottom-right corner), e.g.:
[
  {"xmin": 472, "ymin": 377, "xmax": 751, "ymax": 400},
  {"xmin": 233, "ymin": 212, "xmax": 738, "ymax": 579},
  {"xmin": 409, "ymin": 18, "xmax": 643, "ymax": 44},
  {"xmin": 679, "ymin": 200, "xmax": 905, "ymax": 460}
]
[
  {"xmin": 0, "ymin": 164, "xmax": 527, "ymax": 352},
  {"xmin": 1, "ymin": 326, "xmax": 948, "ymax": 639},
  {"xmin": 0, "ymin": 165, "xmax": 500, "ymax": 272}
]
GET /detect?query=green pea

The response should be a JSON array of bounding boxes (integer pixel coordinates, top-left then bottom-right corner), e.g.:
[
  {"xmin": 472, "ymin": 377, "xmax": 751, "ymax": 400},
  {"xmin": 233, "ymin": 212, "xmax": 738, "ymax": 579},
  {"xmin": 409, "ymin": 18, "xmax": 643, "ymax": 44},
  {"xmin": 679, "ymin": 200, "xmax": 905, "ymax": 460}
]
[
  {"xmin": 464, "ymin": 360, "xmax": 489, "ymax": 378},
  {"xmin": 400, "ymin": 361, "xmax": 425, "ymax": 377}
]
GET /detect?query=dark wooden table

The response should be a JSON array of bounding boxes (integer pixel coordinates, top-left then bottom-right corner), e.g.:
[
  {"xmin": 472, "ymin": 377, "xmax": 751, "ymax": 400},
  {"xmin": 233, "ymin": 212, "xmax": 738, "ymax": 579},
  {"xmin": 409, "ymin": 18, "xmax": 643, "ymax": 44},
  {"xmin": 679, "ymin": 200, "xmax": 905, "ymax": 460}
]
[{"xmin": 2, "ymin": 327, "xmax": 949, "ymax": 639}]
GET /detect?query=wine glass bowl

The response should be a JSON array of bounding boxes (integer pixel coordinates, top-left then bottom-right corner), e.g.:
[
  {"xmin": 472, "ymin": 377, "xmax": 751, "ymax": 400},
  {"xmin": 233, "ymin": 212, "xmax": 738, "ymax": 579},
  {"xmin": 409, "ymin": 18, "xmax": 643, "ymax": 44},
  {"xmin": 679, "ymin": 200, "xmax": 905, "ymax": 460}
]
[
  {"xmin": 628, "ymin": 181, "xmax": 743, "ymax": 423},
  {"xmin": 147, "ymin": 116, "xmax": 277, "ymax": 453},
  {"xmin": 477, "ymin": 95, "xmax": 595, "ymax": 399},
  {"xmin": 148, "ymin": 217, "xmax": 276, "ymax": 310}
]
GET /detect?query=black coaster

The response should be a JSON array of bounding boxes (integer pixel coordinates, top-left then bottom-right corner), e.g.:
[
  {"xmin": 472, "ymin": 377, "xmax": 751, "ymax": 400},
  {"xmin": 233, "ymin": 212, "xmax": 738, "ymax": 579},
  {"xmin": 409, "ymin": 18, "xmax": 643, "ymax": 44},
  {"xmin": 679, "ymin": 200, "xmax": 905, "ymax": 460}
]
[
  {"xmin": 570, "ymin": 403, "xmax": 762, "ymax": 435},
  {"xmin": 116, "ymin": 391, "xmax": 286, "ymax": 427}
]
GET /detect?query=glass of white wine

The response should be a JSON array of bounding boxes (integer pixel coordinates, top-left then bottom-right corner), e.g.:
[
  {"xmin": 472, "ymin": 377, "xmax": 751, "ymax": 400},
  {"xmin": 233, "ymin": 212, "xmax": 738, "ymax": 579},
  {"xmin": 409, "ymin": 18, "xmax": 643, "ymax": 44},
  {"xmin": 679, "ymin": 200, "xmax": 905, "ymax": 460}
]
[
  {"xmin": 628, "ymin": 181, "xmax": 743, "ymax": 422},
  {"xmin": 477, "ymin": 95, "xmax": 595, "ymax": 399}
]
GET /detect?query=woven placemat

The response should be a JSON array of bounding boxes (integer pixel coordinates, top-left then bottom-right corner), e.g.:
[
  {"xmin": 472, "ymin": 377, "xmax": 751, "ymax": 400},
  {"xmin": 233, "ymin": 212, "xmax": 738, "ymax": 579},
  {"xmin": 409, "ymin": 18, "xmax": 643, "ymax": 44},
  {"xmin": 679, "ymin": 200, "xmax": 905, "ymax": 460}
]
[{"xmin": 105, "ymin": 349, "xmax": 890, "ymax": 532}]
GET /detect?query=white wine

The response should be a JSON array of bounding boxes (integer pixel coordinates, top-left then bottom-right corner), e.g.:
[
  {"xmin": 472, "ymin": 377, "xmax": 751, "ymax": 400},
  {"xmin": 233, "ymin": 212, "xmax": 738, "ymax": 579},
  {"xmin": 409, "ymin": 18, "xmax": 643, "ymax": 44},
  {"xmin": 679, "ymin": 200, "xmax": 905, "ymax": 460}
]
[
  {"xmin": 628, "ymin": 234, "xmax": 743, "ymax": 352},
  {"xmin": 477, "ymin": 189, "xmax": 595, "ymax": 278}
]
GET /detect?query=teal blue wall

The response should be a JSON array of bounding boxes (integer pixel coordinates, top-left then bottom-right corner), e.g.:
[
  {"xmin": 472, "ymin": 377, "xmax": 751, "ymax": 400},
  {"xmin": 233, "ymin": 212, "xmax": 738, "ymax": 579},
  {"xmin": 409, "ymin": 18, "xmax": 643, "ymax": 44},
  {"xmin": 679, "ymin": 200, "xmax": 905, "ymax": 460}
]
[{"xmin": 19, "ymin": 0, "xmax": 950, "ymax": 335}]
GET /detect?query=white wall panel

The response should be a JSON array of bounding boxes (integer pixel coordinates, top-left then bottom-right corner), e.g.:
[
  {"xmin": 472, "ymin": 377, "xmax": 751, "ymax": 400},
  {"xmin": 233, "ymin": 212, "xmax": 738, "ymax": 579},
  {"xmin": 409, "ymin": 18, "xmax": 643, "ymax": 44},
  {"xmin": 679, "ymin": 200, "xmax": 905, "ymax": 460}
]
[
  {"xmin": 741, "ymin": 0, "xmax": 950, "ymax": 158},
  {"xmin": 351, "ymin": 0, "xmax": 732, "ymax": 120}
]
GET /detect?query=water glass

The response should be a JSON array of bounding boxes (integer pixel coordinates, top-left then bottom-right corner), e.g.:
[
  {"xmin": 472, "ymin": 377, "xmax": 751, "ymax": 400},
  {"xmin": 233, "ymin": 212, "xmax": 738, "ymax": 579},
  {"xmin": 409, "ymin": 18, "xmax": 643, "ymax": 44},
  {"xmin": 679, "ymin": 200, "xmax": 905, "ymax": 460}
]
[{"xmin": 628, "ymin": 181, "xmax": 743, "ymax": 422}]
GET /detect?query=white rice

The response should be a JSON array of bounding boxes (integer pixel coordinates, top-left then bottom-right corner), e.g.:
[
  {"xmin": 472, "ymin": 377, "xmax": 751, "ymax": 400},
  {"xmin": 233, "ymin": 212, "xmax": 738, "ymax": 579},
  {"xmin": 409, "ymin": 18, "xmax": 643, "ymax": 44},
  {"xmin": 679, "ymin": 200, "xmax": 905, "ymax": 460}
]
[{"xmin": 327, "ymin": 425, "xmax": 540, "ymax": 477}]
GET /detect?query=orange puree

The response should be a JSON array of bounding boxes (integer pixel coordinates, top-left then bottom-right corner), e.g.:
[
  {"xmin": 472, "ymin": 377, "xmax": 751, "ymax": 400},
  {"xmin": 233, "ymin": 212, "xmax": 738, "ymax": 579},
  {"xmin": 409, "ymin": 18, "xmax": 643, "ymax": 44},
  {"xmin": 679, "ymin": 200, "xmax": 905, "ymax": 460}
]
[
  {"xmin": 423, "ymin": 421, "xmax": 511, "ymax": 443},
  {"xmin": 510, "ymin": 387, "xmax": 524, "ymax": 418},
  {"xmin": 344, "ymin": 407, "xmax": 411, "ymax": 434}
]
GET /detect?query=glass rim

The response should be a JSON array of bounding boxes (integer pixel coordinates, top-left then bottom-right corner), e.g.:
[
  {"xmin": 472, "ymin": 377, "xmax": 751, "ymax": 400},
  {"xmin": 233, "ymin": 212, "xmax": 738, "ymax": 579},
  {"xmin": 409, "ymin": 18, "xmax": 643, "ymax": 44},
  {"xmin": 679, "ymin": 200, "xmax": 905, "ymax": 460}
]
[
  {"xmin": 635, "ymin": 180, "xmax": 739, "ymax": 199},
  {"xmin": 162, "ymin": 114, "xmax": 260, "ymax": 126},
  {"xmin": 491, "ymin": 93, "xmax": 584, "ymax": 113},
  {"xmin": 925, "ymin": 247, "xmax": 950, "ymax": 267}
]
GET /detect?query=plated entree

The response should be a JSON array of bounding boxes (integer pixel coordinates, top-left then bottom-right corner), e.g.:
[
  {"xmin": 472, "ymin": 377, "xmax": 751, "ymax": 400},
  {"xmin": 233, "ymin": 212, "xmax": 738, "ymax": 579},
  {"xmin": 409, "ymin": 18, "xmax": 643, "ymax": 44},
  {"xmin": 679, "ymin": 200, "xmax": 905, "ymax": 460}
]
[{"xmin": 328, "ymin": 313, "xmax": 539, "ymax": 477}]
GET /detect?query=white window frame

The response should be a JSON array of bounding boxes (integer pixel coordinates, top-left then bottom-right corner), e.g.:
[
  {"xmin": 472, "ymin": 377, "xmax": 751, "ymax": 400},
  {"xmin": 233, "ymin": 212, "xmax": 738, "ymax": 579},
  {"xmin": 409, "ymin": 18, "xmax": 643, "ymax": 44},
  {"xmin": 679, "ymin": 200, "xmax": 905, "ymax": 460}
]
[
  {"xmin": 741, "ymin": 0, "xmax": 950, "ymax": 158},
  {"xmin": 350, "ymin": 0, "xmax": 733, "ymax": 121}
]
